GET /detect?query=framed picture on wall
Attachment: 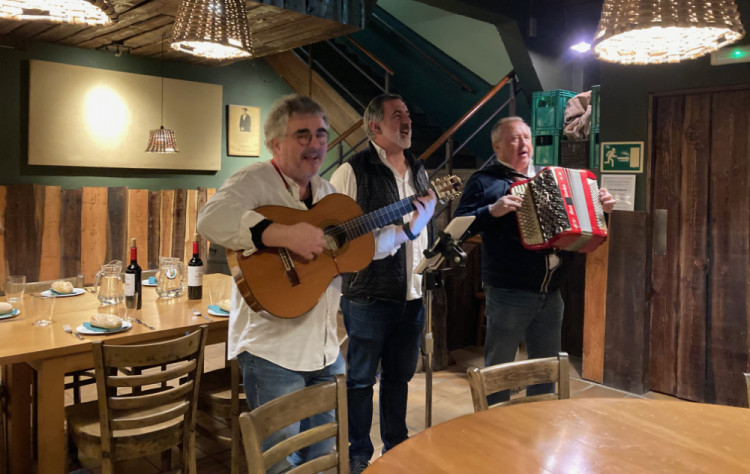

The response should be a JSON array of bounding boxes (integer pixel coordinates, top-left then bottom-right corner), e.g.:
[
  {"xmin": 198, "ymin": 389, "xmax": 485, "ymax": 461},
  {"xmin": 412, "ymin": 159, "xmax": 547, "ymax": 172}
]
[{"xmin": 227, "ymin": 105, "xmax": 261, "ymax": 157}]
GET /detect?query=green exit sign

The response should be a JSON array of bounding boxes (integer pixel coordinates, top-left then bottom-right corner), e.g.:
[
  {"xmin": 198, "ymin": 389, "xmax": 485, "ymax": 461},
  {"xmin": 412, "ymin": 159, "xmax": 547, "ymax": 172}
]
[{"xmin": 600, "ymin": 142, "xmax": 643, "ymax": 173}]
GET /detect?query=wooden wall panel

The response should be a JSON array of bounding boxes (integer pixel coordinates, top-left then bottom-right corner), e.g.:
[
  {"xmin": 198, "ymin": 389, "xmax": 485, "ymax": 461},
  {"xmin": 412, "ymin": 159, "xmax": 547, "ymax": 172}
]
[
  {"xmin": 39, "ymin": 186, "xmax": 62, "ymax": 281},
  {"xmin": 0, "ymin": 186, "xmax": 6, "ymax": 286},
  {"xmin": 603, "ymin": 211, "xmax": 649, "ymax": 394},
  {"xmin": 148, "ymin": 191, "xmax": 161, "ymax": 270},
  {"xmin": 708, "ymin": 90, "xmax": 750, "ymax": 407},
  {"xmin": 128, "ymin": 189, "xmax": 150, "ymax": 267},
  {"xmin": 675, "ymin": 94, "xmax": 711, "ymax": 402},
  {"xmin": 159, "ymin": 190, "xmax": 174, "ymax": 260},
  {"xmin": 196, "ymin": 187, "xmax": 208, "ymax": 259},
  {"xmin": 80, "ymin": 187, "xmax": 108, "ymax": 284},
  {"xmin": 582, "ymin": 238, "xmax": 609, "ymax": 383},
  {"xmin": 60, "ymin": 189, "xmax": 82, "ymax": 281},
  {"xmin": 649, "ymin": 95, "xmax": 684, "ymax": 396},
  {"xmin": 171, "ymin": 189, "xmax": 187, "ymax": 260},
  {"xmin": 5, "ymin": 184, "xmax": 44, "ymax": 282},
  {"xmin": 106, "ymin": 187, "xmax": 128, "ymax": 265}
]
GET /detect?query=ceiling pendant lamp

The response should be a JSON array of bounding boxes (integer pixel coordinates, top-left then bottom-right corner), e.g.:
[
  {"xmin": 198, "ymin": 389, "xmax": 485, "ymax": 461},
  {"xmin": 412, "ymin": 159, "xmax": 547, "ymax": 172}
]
[
  {"xmin": 592, "ymin": 0, "xmax": 745, "ymax": 65},
  {"xmin": 170, "ymin": 0, "xmax": 252, "ymax": 60},
  {"xmin": 146, "ymin": 38, "xmax": 179, "ymax": 153},
  {"xmin": 0, "ymin": 0, "xmax": 117, "ymax": 25}
]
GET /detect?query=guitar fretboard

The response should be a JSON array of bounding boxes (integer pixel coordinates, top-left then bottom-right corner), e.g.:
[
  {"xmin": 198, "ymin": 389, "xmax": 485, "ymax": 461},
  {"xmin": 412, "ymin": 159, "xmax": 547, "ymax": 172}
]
[{"xmin": 325, "ymin": 194, "xmax": 421, "ymax": 242}]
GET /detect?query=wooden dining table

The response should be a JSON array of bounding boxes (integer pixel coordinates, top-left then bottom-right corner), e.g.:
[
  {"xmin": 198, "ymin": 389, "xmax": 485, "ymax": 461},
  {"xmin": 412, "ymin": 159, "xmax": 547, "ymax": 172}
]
[
  {"xmin": 366, "ymin": 398, "xmax": 750, "ymax": 473},
  {"xmin": 0, "ymin": 273, "xmax": 232, "ymax": 474}
]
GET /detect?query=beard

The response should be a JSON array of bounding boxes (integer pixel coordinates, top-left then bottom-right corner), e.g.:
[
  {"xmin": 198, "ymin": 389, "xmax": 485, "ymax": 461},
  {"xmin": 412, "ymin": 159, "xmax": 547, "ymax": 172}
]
[{"xmin": 383, "ymin": 126, "xmax": 411, "ymax": 149}]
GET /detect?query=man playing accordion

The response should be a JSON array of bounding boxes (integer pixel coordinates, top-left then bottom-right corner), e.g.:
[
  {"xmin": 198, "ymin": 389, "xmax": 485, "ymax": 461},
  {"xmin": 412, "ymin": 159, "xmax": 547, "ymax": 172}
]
[{"xmin": 454, "ymin": 116, "xmax": 615, "ymax": 404}]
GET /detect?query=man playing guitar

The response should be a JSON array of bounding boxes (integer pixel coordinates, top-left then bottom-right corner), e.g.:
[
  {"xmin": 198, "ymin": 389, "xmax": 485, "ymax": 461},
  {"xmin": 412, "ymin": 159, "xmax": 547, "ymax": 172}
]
[{"xmin": 197, "ymin": 94, "xmax": 344, "ymax": 473}]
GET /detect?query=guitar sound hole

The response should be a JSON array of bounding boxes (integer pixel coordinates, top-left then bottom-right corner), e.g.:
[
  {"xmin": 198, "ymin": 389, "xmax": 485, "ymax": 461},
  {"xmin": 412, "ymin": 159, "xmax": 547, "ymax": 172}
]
[{"xmin": 324, "ymin": 226, "xmax": 347, "ymax": 252}]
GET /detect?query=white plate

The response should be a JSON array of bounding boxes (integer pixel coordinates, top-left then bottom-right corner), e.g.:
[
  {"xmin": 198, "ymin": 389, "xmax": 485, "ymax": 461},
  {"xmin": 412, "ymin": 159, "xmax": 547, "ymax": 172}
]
[
  {"xmin": 207, "ymin": 308, "xmax": 230, "ymax": 317},
  {"xmin": 142, "ymin": 279, "xmax": 157, "ymax": 287},
  {"xmin": 40, "ymin": 288, "xmax": 86, "ymax": 297},
  {"xmin": 76, "ymin": 320, "xmax": 133, "ymax": 335},
  {"xmin": 0, "ymin": 308, "xmax": 20, "ymax": 320}
]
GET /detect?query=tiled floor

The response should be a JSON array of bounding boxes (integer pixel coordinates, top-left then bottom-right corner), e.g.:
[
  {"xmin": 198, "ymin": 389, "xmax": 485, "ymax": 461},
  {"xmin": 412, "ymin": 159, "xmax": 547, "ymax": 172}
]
[{"xmin": 68, "ymin": 344, "xmax": 678, "ymax": 473}]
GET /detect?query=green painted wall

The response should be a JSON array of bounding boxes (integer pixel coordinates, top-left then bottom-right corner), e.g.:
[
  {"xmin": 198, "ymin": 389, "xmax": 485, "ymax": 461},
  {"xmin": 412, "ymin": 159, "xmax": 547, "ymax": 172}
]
[
  {"xmin": 0, "ymin": 41, "xmax": 340, "ymax": 190},
  {"xmin": 377, "ymin": 0, "xmax": 511, "ymax": 84}
]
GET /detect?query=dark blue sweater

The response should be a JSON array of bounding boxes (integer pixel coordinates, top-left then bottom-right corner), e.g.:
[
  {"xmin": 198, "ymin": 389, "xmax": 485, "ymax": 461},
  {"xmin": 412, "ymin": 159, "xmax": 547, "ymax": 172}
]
[{"xmin": 453, "ymin": 163, "xmax": 571, "ymax": 293}]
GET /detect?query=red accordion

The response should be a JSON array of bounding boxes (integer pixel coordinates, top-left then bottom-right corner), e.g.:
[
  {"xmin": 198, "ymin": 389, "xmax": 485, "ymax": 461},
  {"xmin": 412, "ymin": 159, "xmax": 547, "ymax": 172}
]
[{"xmin": 509, "ymin": 166, "xmax": 608, "ymax": 253}]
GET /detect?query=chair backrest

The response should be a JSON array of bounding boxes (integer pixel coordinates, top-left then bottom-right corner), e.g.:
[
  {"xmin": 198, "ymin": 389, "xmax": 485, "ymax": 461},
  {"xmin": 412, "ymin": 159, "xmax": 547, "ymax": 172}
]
[
  {"xmin": 24, "ymin": 274, "xmax": 84, "ymax": 293},
  {"xmin": 744, "ymin": 373, "xmax": 750, "ymax": 408},
  {"xmin": 239, "ymin": 374, "xmax": 349, "ymax": 474},
  {"xmin": 92, "ymin": 326, "xmax": 208, "ymax": 461},
  {"xmin": 467, "ymin": 352, "xmax": 570, "ymax": 412}
]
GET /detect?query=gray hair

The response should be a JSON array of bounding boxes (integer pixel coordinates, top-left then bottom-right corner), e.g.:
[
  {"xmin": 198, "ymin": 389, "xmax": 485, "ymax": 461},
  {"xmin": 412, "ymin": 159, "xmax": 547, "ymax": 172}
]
[
  {"xmin": 490, "ymin": 116, "xmax": 529, "ymax": 143},
  {"xmin": 363, "ymin": 93, "xmax": 404, "ymax": 140},
  {"xmin": 264, "ymin": 94, "xmax": 329, "ymax": 151}
]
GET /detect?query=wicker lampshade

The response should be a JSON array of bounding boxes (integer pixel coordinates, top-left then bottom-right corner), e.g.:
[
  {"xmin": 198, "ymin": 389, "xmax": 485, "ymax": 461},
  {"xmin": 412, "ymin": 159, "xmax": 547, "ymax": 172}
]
[
  {"xmin": 593, "ymin": 0, "xmax": 745, "ymax": 65},
  {"xmin": 146, "ymin": 38, "xmax": 179, "ymax": 153},
  {"xmin": 0, "ymin": 0, "xmax": 116, "ymax": 25},
  {"xmin": 146, "ymin": 126, "xmax": 180, "ymax": 153},
  {"xmin": 170, "ymin": 0, "xmax": 252, "ymax": 60}
]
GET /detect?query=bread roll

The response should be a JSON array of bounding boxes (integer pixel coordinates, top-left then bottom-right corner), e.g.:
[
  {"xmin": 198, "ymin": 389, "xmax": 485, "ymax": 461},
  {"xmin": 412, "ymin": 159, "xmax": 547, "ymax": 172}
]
[
  {"xmin": 90, "ymin": 313, "xmax": 123, "ymax": 329},
  {"xmin": 51, "ymin": 281, "xmax": 74, "ymax": 294},
  {"xmin": 0, "ymin": 302, "xmax": 13, "ymax": 314},
  {"xmin": 219, "ymin": 299, "xmax": 231, "ymax": 312}
]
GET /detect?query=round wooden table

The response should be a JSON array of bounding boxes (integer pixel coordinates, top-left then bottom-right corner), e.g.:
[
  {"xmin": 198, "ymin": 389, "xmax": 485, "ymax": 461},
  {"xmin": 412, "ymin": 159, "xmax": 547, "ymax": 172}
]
[{"xmin": 366, "ymin": 398, "xmax": 750, "ymax": 473}]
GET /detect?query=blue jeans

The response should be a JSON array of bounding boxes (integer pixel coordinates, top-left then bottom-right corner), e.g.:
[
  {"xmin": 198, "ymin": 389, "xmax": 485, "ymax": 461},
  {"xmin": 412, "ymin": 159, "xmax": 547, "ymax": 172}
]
[
  {"xmin": 484, "ymin": 286, "xmax": 563, "ymax": 405},
  {"xmin": 237, "ymin": 351, "xmax": 346, "ymax": 474},
  {"xmin": 341, "ymin": 297, "xmax": 424, "ymax": 462}
]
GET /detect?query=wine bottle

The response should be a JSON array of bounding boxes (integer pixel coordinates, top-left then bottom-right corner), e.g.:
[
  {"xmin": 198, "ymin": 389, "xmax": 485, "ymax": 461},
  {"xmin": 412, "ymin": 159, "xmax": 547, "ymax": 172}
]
[
  {"xmin": 125, "ymin": 238, "xmax": 142, "ymax": 309},
  {"xmin": 188, "ymin": 233, "xmax": 204, "ymax": 300}
]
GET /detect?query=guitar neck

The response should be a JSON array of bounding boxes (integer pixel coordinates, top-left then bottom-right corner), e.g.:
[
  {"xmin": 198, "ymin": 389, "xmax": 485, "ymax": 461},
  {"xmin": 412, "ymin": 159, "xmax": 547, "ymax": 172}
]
[{"xmin": 333, "ymin": 195, "xmax": 419, "ymax": 241}]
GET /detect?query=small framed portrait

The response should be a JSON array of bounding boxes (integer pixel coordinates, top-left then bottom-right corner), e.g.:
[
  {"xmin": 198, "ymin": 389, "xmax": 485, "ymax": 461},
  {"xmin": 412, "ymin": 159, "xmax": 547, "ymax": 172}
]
[{"xmin": 227, "ymin": 105, "xmax": 261, "ymax": 157}]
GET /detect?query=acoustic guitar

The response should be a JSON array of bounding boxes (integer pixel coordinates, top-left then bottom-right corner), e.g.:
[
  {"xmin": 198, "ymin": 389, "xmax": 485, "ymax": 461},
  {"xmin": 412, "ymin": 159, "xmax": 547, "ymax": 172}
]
[{"xmin": 226, "ymin": 175, "xmax": 462, "ymax": 318}]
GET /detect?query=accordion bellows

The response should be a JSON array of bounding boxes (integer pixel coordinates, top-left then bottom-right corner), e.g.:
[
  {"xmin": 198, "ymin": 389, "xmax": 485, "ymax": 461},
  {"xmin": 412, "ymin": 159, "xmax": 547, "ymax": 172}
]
[{"xmin": 510, "ymin": 167, "xmax": 608, "ymax": 253}]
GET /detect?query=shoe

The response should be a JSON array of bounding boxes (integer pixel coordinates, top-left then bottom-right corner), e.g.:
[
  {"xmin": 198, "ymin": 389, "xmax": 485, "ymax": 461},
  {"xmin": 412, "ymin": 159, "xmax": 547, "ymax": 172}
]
[{"xmin": 350, "ymin": 457, "xmax": 370, "ymax": 474}]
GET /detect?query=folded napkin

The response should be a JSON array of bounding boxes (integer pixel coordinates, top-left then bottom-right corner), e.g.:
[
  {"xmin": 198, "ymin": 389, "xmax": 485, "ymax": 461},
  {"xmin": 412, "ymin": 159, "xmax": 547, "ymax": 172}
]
[
  {"xmin": 148, "ymin": 276, "xmax": 158, "ymax": 284},
  {"xmin": 50, "ymin": 288, "xmax": 75, "ymax": 295},
  {"xmin": 208, "ymin": 304, "xmax": 229, "ymax": 315}
]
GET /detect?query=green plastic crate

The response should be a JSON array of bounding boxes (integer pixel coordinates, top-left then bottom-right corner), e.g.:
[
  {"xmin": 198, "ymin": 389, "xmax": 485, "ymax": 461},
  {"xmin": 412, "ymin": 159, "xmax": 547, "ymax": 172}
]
[
  {"xmin": 533, "ymin": 132, "xmax": 561, "ymax": 166},
  {"xmin": 532, "ymin": 89, "xmax": 577, "ymax": 132},
  {"xmin": 591, "ymin": 85, "xmax": 600, "ymax": 130}
]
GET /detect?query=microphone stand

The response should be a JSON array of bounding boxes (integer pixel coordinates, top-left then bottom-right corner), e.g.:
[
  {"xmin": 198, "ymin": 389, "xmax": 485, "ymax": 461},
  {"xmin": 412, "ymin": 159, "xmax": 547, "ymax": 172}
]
[{"xmin": 419, "ymin": 230, "xmax": 469, "ymax": 428}]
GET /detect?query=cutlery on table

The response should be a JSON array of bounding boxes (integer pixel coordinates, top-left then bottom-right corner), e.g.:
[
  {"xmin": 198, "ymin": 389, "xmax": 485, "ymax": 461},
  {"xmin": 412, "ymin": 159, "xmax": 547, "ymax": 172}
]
[
  {"xmin": 134, "ymin": 318, "xmax": 156, "ymax": 330},
  {"xmin": 63, "ymin": 324, "xmax": 84, "ymax": 340},
  {"xmin": 192, "ymin": 309, "xmax": 212, "ymax": 322}
]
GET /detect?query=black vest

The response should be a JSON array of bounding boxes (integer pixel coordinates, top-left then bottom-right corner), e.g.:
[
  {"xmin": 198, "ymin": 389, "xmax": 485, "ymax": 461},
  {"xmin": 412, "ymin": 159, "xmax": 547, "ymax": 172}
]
[{"xmin": 341, "ymin": 144, "xmax": 431, "ymax": 302}]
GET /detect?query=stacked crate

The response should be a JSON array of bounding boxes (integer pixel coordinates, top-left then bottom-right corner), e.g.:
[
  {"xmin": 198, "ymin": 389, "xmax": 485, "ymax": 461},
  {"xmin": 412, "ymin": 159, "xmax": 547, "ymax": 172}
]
[
  {"xmin": 531, "ymin": 89, "xmax": 577, "ymax": 166},
  {"xmin": 589, "ymin": 85, "xmax": 601, "ymax": 169}
]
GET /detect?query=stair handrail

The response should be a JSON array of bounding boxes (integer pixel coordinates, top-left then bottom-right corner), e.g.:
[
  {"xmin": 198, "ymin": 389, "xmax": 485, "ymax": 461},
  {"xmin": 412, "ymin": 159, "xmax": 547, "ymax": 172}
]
[
  {"xmin": 371, "ymin": 11, "xmax": 473, "ymax": 93},
  {"xmin": 419, "ymin": 72, "xmax": 514, "ymax": 161},
  {"xmin": 328, "ymin": 119, "xmax": 364, "ymax": 151},
  {"xmin": 344, "ymin": 35, "xmax": 395, "ymax": 76}
]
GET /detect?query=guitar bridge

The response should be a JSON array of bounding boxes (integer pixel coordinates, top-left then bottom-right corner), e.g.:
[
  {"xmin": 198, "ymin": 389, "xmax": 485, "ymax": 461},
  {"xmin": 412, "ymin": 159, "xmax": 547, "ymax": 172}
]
[{"xmin": 278, "ymin": 248, "xmax": 301, "ymax": 286}]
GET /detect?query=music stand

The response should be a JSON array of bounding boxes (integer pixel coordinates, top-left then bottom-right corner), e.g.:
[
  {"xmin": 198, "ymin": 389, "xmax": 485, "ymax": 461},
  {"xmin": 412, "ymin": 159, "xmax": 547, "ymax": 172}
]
[{"xmin": 415, "ymin": 215, "xmax": 474, "ymax": 428}]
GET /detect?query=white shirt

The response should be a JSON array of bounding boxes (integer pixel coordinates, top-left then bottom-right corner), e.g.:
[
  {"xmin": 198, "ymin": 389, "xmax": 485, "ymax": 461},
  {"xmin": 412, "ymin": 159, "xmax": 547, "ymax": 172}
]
[
  {"xmin": 329, "ymin": 142, "xmax": 428, "ymax": 300},
  {"xmin": 197, "ymin": 161, "xmax": 341, "ymax": 371}
]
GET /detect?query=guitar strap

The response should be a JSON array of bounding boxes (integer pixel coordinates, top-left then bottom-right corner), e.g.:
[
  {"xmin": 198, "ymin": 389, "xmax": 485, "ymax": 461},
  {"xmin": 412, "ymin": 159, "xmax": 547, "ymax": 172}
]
[
  {"xmin": 271, "ymin": 159, "xmax": 313, "ymax": 208},
  {"xmin": 271, "ymin": 159, "xmax": 291, "ymax": 192}
]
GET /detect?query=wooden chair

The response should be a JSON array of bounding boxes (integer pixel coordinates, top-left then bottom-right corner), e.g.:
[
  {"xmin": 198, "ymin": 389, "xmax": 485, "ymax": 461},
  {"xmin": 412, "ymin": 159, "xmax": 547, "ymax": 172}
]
[
  {"xmin": 195, "ymin": 358, "xmax": 247, "ymax": 474},
  {"xmin": 239, "ymin": 374, "xmax": 349, "ymax": 474},
  {"xmin": 744, "ymin": 373, "xmax": 750, "ymax": 408},
  {"xmin": 467, "ymin": 352, "xmax": 570, "ymax": 412},
  {"xmin": 65, "ymin": 326, "xmax": 208, "ymax": 473}
]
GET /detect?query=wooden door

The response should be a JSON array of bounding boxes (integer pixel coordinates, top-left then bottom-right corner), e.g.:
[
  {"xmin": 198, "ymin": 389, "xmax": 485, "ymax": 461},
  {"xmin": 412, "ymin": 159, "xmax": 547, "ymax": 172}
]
[{"xmin": 650, "ymin": 87, "xmax": 750, "ymax": 406}]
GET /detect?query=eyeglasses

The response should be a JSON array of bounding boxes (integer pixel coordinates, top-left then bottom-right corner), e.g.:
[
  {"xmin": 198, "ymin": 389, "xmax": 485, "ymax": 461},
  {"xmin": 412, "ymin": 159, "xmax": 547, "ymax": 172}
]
[{"xmin": 287, "ymin": 129, "xmax": 329, "ymax": 146}]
